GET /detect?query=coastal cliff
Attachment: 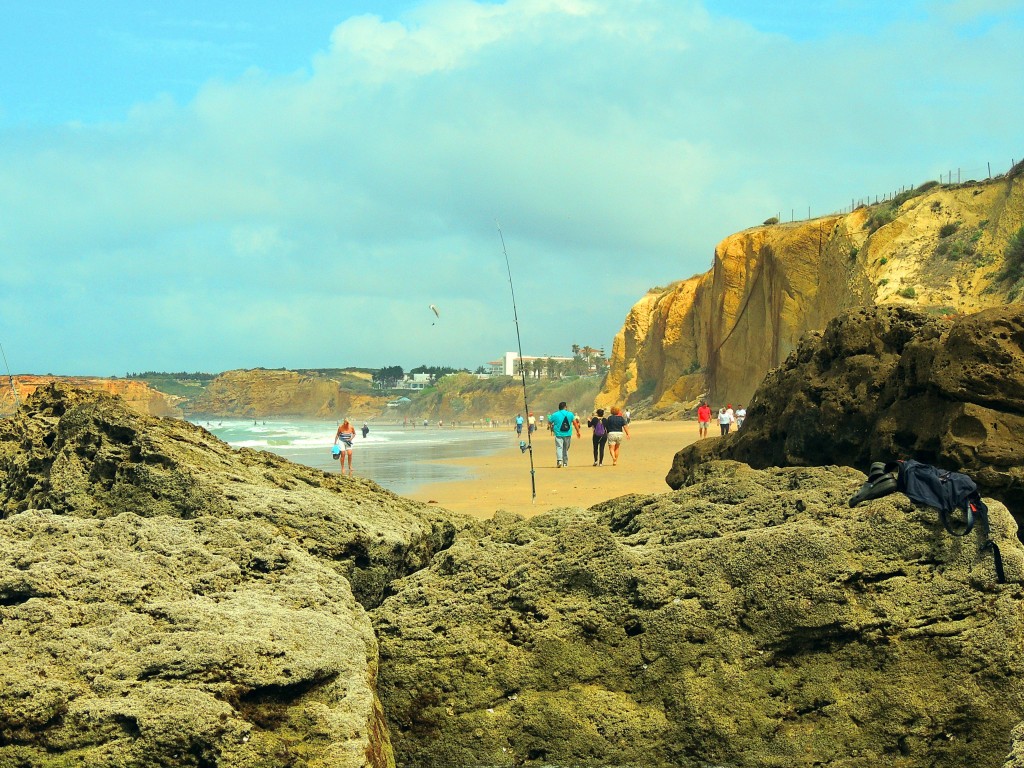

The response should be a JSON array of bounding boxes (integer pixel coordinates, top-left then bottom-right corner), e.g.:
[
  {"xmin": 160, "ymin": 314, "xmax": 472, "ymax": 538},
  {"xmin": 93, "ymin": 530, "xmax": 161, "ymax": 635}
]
[
  {"xmin": 185, "ymin": 368, "xmax": 386, "ymax": 419},
  {"xmin": 0, "ymin": 375, "xmax": 183, "ymax": 418},
  {"xmin": 599, "ymin": 170, "xmax": 1024, "ymax": 416}
]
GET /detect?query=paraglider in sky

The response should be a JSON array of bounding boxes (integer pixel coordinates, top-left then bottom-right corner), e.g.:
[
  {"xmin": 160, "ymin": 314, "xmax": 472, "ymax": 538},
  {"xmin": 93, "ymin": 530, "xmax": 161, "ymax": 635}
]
[{"xmin": 429, "ymin": 304, "xmax": 440, "ymax": 325}]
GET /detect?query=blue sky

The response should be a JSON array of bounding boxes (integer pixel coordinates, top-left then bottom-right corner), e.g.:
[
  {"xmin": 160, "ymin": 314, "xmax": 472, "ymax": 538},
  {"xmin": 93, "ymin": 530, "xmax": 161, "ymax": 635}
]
[{"xmin": 1, "ymin": 0, "xmax": 1022, "ymax": 376}]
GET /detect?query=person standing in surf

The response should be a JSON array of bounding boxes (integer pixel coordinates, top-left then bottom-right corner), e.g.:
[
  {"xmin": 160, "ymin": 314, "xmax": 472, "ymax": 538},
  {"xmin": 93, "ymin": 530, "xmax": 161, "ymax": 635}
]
[{"xmin": 335, "ymin": 419, "xmax": 356, "ymax": 475}]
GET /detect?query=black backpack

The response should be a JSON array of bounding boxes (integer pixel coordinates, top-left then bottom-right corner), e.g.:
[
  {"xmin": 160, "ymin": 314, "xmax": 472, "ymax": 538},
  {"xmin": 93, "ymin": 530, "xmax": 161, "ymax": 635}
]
[
  {"xmin": 559, "ymin": 415, "xmax": 571, "ymax": 432},
  {"xmin": 891, "ymin": 459, "xmax": 1004, "ymax": 582},
  {"xmin": 850, "ymin": 459, "xmax": 1004, "ymax": 583}
]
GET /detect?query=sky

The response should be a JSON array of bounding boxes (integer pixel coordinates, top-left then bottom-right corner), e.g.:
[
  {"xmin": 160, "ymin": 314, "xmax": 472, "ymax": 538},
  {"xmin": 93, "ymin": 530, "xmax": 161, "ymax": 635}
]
[{"xmin": 1, "ymin": 0, "xmax": 1022, "ymax": 376}]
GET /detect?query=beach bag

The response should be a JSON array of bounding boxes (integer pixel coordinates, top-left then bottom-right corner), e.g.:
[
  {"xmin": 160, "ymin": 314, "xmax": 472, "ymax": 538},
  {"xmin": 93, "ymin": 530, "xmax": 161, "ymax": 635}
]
[
  {"xmin": 890, "ymin": 459, "xmax": 982, "ymax": 537},
  {"xmin": 331, "ymin": 445, "xmax": 341, "ymax": 459},
  {"xmin": 851, "ymin": 458, "xmax": 1006, "ymax": 583},
  {"xmin": 559, "ymin": 415, "xmax": 571, "ymax": 433},
  {"xmin": 594, "ymin": 419, "xmax": 606, "ymax": 437}
]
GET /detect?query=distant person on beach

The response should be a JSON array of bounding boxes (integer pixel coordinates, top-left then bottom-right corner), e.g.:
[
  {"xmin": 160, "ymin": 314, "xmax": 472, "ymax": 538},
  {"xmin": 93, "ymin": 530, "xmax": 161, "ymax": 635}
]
[
  {"xmin": 547, "ymin": 401, "xmax": 581, "ymax": 468},
  {"xmin": 604, "ymin": 406, "xmax": 630, "ymax": 465},
  {"xmin": 588, "ymin": 408, "xmax": 608, "ymax": 466},
  {"xmin": 718, "ymin": 407, "xmax": 731, "ymax": 436},
  {"xmin": 361, "ymin": 423, "xmax": 370, "ymax": 439},
  {"xmin": 515, "ymin": 414, "xmax": 524, "ymax": 436},
  {"xmin": 334, "ymin": 419, "xmax": 356, "ymax": 475},
  {"xmin": 697, "ymin": 401, "xmax": 712, "ymax": 438},
  {"xmin": 624, "ymin": 408, "xmax": 631, "ymax": 424},
  {"xmin": 735, "ymin": 406, "xmax": 746, "ymax": 430},
  {"xmin": 528, "ymin": 413, "xmax": 536, "ymax": 435}
]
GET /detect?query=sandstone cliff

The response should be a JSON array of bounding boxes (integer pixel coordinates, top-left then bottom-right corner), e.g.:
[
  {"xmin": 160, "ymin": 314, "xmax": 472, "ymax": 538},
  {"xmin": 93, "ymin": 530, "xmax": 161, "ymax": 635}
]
[
  {"xmin": 599, "ymin": 170, "xmax": 1024, "ymax": 417},
  {"xmin": 0, "ymin": 375, "xmax": 183, "ymax": 418},
  {"xmin": 394, "ymin": 373, "xmax": 604, "ymax": 423},
  {"xmin": 186, "ymin": 368, "xmax": 388, "ymax": 419}
]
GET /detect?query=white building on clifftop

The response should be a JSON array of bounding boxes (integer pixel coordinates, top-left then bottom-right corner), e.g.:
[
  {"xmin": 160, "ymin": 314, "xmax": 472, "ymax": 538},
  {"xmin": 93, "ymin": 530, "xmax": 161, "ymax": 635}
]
[{"xmin": 497, "ymin": 351, "xmax": 574, "ymax": 377}]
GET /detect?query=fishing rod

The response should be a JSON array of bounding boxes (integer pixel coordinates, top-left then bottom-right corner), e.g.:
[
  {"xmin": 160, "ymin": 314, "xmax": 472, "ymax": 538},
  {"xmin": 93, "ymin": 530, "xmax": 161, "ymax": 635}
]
[
  {"xmin": 497, "ymin": 223, "xmax": 536, "ymax": 503},
  {"xmin": 0, "ymin": 341, "xmax": 19, "ymax": 411}
]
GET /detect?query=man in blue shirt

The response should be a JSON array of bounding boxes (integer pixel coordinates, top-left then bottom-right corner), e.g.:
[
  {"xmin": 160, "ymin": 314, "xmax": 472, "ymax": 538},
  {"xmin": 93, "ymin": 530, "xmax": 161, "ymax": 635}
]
[{"xmin": 547, "ymin": 401, "xmax": 581, "ymax": 468}]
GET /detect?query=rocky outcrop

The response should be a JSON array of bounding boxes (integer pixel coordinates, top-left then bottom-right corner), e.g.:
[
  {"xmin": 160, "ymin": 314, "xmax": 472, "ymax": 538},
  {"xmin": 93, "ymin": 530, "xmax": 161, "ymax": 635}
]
[
  {"xmin": 666, "ymin": 305, "xmax": 1024, "ymax": 525},
  {"xmin": 0, "ymin": 384, "xmax": 468, "ymax": 766},
  {"xmin": 1, "ymin": 510, "xmax": 385, "ymax": 767},
  {"xmin": 374, "ymin": 462, "xmax": 1024, "ymax": 767},
  {"xmin": 186, "ymin": 368, "xmax": 388, "ymax": 419},
  {"xmin": 6, "ymin": 383, "xmax": 1024, "ymax": 766},
  {"xmin": 0, "ymin": 375, "xmax": 183, "ymax": 418},
  {"xmin": 599, "ymin": 172, "xmax": 1024, "ymax": 417}
]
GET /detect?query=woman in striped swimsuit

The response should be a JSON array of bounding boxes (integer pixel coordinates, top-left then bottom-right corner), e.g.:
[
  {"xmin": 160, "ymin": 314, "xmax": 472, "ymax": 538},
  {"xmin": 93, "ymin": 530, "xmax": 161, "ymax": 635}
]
[{"xmin": 335, "ymin": 419, "xmax": 356, "ymax": 475}]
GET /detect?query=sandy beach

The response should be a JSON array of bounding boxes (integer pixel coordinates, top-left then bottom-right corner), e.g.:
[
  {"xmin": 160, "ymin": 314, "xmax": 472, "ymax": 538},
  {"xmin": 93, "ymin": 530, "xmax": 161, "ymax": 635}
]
[{"xmin": 407, "ymin": 419, "xmax": 701, "ymax": 519}]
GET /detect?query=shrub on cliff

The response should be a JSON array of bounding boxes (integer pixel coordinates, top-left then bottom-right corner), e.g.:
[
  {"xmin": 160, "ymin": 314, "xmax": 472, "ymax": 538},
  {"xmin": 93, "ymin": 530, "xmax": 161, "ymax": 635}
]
[{"xmin": 1001, "ymin": 225, "xmax": 1024, "ymax": 285}]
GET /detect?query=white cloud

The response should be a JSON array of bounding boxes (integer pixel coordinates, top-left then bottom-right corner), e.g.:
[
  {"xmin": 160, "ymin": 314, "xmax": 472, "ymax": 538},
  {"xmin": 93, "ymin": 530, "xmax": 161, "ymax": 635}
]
[{"xmin": 1, "ymin": 0, "xmax": 1022, "ymax": 374}]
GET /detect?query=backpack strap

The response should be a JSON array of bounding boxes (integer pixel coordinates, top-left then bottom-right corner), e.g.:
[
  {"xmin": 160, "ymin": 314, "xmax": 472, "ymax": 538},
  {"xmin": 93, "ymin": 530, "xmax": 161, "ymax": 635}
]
[{"xmin": 939, "ymin": 500, "xmax": 975, "ymax": 537}]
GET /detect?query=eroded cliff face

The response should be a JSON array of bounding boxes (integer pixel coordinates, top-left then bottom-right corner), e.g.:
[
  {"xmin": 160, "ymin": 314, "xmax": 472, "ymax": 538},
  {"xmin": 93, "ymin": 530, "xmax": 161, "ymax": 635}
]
[
  {"xmin": 599, "ymin": 172, "xmax": 1024, "ymax": 416},
  {"xmin": 186, "ymin": 369, "xmax": 386, "ymax": 419},
  {"xmin": 0, "ymin": 375, "xmax": 182, "ymax": 418}
]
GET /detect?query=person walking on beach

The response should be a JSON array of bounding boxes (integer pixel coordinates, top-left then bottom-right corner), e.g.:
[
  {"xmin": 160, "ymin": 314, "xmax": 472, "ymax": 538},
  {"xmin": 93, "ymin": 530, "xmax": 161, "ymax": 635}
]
[
  {"xmin": 528, "ymin": 413, "xmax": 536, "ymax": 435},
  {"xmin": 361, "ymin": 423, "xmax": 370, "ymax": 439},
  {"xmin": 334, "ymin": 419, "xmax": 356, "ymax": 475},
  {"xmin": 547, "ymin": 401, "xmax": 580, "ymax": 468},
  {"xmin": 515, "ymin": 414, "xmax": 524, "ymax": 437},
  {"xmin": 697, "ymin": 400, "xmax": 712, "ymax": 439},
  {"xmin": 735, "ymin": 405, "xmax": 746, "ymax": 430},
  {"xmin": 604, "ymin": 406, "xmax": 630, "ymax": 465},
  {"xmin": 718, "ymin": 406, "xmax": 732, "ymax": 436},
  {"xmin": 588, "ymin": 409, "xmax": 608, "ymax": 466}
]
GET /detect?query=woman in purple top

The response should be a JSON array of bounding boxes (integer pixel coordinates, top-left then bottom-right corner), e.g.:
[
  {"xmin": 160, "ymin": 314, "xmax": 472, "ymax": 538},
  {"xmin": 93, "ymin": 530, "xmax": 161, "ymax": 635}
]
[{"xmin": 587, "ymin": 408, "xmax": 608, "ymax": 466}]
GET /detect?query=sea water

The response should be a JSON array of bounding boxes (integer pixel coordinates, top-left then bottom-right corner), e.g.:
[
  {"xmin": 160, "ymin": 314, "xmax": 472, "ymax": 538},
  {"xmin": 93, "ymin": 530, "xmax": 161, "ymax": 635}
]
[{"xmin": 196, "ymin": 419, "xmax": 512, "ymax": 496}]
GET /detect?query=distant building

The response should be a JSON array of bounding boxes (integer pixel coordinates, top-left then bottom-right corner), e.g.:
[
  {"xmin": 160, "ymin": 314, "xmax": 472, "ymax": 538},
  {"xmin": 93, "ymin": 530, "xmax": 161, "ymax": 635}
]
[
  {"xmin": 391, "ymin": 374, "xmax": 432, "ymax": 390},
  {"xmin": 499, "ymin": 352, "xmax": 574, "ymax": 377}
]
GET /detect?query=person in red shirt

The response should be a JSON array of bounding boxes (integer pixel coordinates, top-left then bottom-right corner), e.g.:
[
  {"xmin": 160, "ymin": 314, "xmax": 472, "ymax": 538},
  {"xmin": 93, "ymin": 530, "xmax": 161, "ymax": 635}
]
[{"xmin": 696, "ymin": 401, "xmax": 712, "ymax": 438}]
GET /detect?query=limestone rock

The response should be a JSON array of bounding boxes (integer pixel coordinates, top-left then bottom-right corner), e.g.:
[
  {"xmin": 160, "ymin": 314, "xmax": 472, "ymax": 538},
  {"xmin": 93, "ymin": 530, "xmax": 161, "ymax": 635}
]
[
  {"xmin": 0, "ymin": 383, "xmax": 469, "ymax": 766},
  {"xmin": 0, "ymin": 383, "xmax": 467, "ymax": 608},
  {"xmin": 0, "ymin": 510, "xmax": 387, "ymax": 767},
  {"xmin": 600, "ymin": 173, "xmax": 1024, "ymax": 416},
  {"xmin": 374, "ymin": 462, "xmax": 1024, "ymax": 767},
  {"xmin": 666, "ymin": 304, "xmax": 1024, "ymax": 522}
]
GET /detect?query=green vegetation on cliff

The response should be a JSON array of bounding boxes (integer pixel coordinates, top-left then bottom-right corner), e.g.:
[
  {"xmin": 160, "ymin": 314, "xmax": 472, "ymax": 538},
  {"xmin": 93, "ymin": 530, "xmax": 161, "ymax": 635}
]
[{"xmin": 393, "ymin": 372, "xmax": 606, "ymax": 422}]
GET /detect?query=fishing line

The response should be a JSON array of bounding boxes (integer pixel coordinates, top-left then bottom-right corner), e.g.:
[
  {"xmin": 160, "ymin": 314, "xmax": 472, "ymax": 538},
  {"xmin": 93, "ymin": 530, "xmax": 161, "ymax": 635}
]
[
  {"xmin": 497, "ymin": 223, "xmax": 536, "ymax": 502},
  {"xmin": 0, "ymin": 341, "xmax": 19, "ymax": 411}
]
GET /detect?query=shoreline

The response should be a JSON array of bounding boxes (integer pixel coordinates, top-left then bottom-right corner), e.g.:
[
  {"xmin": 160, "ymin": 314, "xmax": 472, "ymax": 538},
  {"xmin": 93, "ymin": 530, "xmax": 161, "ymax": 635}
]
[{"xmin": 406, "ymin": 419, "xmax": 702, "ymax": 519}]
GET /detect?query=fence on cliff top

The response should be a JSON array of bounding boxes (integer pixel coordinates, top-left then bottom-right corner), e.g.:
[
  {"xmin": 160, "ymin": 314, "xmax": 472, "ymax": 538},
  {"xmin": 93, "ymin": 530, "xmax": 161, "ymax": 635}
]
[{"xmin": 770, "ymin": 156, "xmax": 1020, "ymax": 225}]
